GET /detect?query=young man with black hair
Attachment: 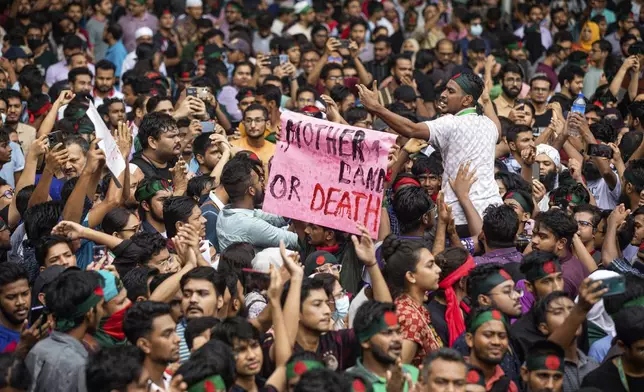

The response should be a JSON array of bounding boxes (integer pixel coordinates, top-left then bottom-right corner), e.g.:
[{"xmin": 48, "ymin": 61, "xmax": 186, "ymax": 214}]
[
  {"xmin": 121, "ymin": 265, "xmax": 158, "ymax": 303},
  {"xmin": 184, "ymin": 316, "xmax": 219, "ymax": 353},
  {"xmin": 163, "ymin": 196, "xmax": 207, "ymax": 242},
  {"xmin": 254, "ymin": 84, "xmax": 282, "ymax": 142},
  {"xmin": 1, "ymin": 90, "xmax": 36, "ymax": 156},
  {"xmin": 34, "ymin": 235, "xmax": 77, "ymax": 271},
  {"xmin": 416, "ymin": 348, "xmax": 468, "ymax": 392},
  {"xmin": 0, "ymin": 263, "xmax": 30, "ymax": 353},
  {"xmin": 411, "ymin": 155, "xmax": 443, "ymax": 201},
  {"xmin": 130, "ymin": 112, "xmax": 181, "ymax": 183},
  {"xmin": 493, "ymin": 63, "xmax": 524, "ymax": 118},
  {"xmin": 92, "ymin": 60, "xmax": 123, "ymax": 107},
  {"xmin": 520, "ymin": 340, "xmax": 565, "ymax": 392},
  {"xmin": 503, "ymin": 189, "xmax": 534, "ymax": 241},
  {"xmin": 123, "ymin": 301, "xmax": 180, "ymax": 391},
  {"xmin": 464, "ymin": 306, "xmax": 519, "ymax": 392},
  {"xmin": 582, "ymin": 306, "xmax": 644, "ymax": 391},
  {"xmin": 346, "ymin": 300, "xmax": 419, "ymax": 390},
  {"xmin": 217, "ymin": 155, "xmax": 298, "ymax": 252},
  {"xmin": 135, "ymin": 177, "xmax": 173, "ymax": 236},
  {"xmin": 26, "ymin": 270, "xmax": 105, "ymax": 392},
  {"xmin": 131, "ymin": 232, "xmax": 181, "ymax": 273},
  {"xmin": 86, "ymin": 345, "xmax": 149, "ymax": 392},
  {"xmin": 584, "ymin": 39, "xmax": 613, "ymax": 97},
  {"xmin": 232, "ymin": 104, "xmax": 276, "ymax": 172},
  {"xmin": 175, "ymin": 339, "xmax": 236, "ymax": 391},
  {"xmin": 503, "ymin": 125, "xmax": 535, "ymax": 175},
  {"xmin": 573, "ymin": 204, "xmax": 604, "ymax": 264},
  {"xmin": 475, "ymin": 204, "xmax": 524, "ymax": 282},
  {"xmin": 531, "ymin": 209, "xmax": 591, "ymax": 299},
  {"xmin": 552, "ymin": 65, "xmax": 585, "ymax": 112},
  {"xmin": 511, "ymin": 251, "xmax": 563, "ymax": 362}
]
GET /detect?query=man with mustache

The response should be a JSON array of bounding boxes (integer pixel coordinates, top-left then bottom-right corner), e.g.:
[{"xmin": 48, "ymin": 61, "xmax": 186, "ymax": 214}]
[
  {"xmin": 0, "ymin": 263, "xmax": 31, "ymax": 353},
  {"xmin": 347, "ymin": 301, "xmax": 418, "ymax": 391},
  {"xmin": 216, "ymin": 154, "xmax": 298, "ymax": 252},
  {"xmin": 533, "ymin": 144, "xmax": 560, "ymax": 212},
  {"xmin": 464, "ymin": 307, "xmax": 519, "ymax": 392},
  {"xmin": 131, "ymin": 112, "xmax": 181, "ymax": 183},
  {"xmin": 520, "ymin": 341, "xmax": 565, "ymax": 392},
  {"xmin": 493, "ymin": 63, "xmax": 524, "ymax": 118}
]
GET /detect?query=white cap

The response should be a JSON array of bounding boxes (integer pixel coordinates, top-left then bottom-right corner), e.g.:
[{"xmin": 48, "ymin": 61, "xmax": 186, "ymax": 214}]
[
  {"xmin": 186, "ymin": 0, "xmax": 203, "ymax": 8},
  {"xmin": 294, "ymin": 1, "xmax": 312, "ymax": 15},
  {"xmin": 536, "ymin": 143, "xmax": 561, "ymax": 171},
  {"xmin": 251, "ymin": 248, "xmax": 294, "ymax": 273},
  {"xmin": 135, "ymin": 27, "xmax": 154, "ymax": 39}
]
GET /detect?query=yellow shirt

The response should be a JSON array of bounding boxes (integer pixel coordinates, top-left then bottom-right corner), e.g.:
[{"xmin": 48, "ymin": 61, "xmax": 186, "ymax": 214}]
[
  {"xmin": 493, "ymin": 94, "xmax": 515, "ymax": 118},
  {"xmin": 231, "ymin": 137, "xmax": 276, "ymax": 174}
]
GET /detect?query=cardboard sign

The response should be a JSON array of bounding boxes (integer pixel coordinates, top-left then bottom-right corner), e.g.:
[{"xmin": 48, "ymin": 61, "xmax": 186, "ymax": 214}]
[
  {"xmin": 263, "ymin": 111, "xmax": 396, "ymax": 237},
  {"xmin": 86, "ymin": 102, "xmax": 126, "ymax": 183}
]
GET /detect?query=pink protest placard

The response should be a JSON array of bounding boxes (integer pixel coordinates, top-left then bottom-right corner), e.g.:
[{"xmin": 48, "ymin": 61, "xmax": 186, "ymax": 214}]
[{"xmin": 263, "ymin": 111, "xmax": 396, "ymax": 238}]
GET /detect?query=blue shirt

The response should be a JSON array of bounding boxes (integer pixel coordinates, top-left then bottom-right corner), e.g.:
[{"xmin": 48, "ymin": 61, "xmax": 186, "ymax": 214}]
[
  {"xmin": 0, "ymin": 323, "xmax": 20, "ymax": 352},
  {"xmin": 589, "ymin": 335, "xmax": 613, "ymax": 363},
  {"xmin": 0, "ymin": 141, "xmax": 25, "ymax": 187},
  {"xmin": 34, "ymin": 174, "xmax": 64, "ymax": 201},
  {"xmin": 105, "ymin": 40, "xmax": 128, "ymax": 78}
]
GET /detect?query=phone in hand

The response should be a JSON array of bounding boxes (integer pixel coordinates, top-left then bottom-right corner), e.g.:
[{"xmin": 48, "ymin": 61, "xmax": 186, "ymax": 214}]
[
  {"xmin": 595, "ymin": 275, "xmax": 625, "ymax": 297},
  {"xmin": 47, "ymin": 131, "xmax": 64, "ymax": 148},
  {"xmin": 339, "ymin": 39, "xmax": 350, "ymax": 49},
  {"xmin": 531, "ymin": 162, "xmax": 540, "ymax": 181},
  {"xmin": 93, "ymin": 245, "xmax": 107, "ymax": 264},
  {"xmin": 201, "ymin": 121, "xmax": 215, "ymax": 133},
  {"xmin": 187, "ymin": 87, "xmax": 209, "ymax": 100},
  {"xmin": 30, "ymin": 305, "xmax": 46, "ymax": 325},
  {"xmin": 587, "ymin": 144, "xmax": 614, "ymax": 159},
  {"xmin": 268, "ymin": 55, "xmax": 281, "ymax": 68}
]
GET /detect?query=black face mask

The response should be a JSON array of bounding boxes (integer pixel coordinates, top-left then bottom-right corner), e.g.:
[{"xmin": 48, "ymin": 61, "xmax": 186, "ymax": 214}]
[{"xmin": 27, "ymin": 39, "xmax": 42, "ymax": 50}]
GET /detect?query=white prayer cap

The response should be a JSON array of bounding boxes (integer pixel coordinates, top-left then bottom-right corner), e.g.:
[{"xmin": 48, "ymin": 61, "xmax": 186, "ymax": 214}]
[
  {"xmin": 186, "ymin": 0, "xmax": 203, "ymax": 8},
  {"xmin": 135, "ymin": 27, "xmax": 153, "ymax": 39}
]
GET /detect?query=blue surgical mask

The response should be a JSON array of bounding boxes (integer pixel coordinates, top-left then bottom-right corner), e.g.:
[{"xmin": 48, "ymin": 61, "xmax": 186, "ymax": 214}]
[
  {"xmin": 470, "ymin": 24, "xmax": 483, "ymax": 37},
  {"xmin": 333, "ymin": 295, "xmax": 350, "ymax": 320}
]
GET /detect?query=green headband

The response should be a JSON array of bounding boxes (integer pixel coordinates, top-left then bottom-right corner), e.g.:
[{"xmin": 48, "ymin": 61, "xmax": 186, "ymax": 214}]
[
  {"xmin": 135, "ymin": 179, "xmax": 172, "ymax": 202},
  {"xmin": 524, "ymin": 260, "xmax": 561, "ymax": 283},
  {"xmin": 356, "ymin": 311, "xmax": 399, "ymax": 342},
  {"xmin": 549, "ymin": 192, "xmax": 585, "ymax": 207},
  {"xmin": 468, "ymin": 309, "xmax": 507, "ymax": 334},
  {"xmin": 227, "ymin": 2, "xmax": 243, "ymax": 12},
  {"xmin": 65, "ymin": 108, "xmax": 87, "ymax": 121},
  {"xmin": 506, "ymin": 42, "xmax": 524, "ymax": 51},
  {"xmin": 187, "ymin": 375, "xmax": 226, "ymax": 392},
  {"xmin": 77, "ymin": 122, "xmax": 95, "ymax": 135},
  {"xmin": 526, "ymin": 354, "xmax": 565, "ymax": 373},
  {"xmin": 451, "ymin": 73, "xmax": 481, "ymax": 100},
  {"xmin": 473, "ymin": 270, "xmax": 512, "ymax": 299},
  {"xmin": 623, "ymin": 296, "xmax": 644, "ymax": 309},
  {"xmin": 286, "ymin": 360, "xmax": 325, "ymax": 380},
  {"xmin": 128, "ymin": 0, "xmax": 146, "ymax": 5},
  {"xmin": 55, "ymin": 286, "xmax": 104, "ymax": 332},
  {"xmin": 504, "ymin": 191, "xmax": 531, "ymax": 214}
]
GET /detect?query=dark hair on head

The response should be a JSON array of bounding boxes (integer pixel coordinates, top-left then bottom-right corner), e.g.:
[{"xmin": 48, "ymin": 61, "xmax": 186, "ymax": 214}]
[
  {"xmin": 289, "ymin": 276, "xmax": 331, "ymax": 309},
  {"xmin": 15, "ymin": 185, "xmax": 35, "ymax": 218},
  {"xmin": 590, "ymin": 121, "xmax": 617, "ymax": 144},
  {"xmin": 243, "ymin": 102, "xmax": 269, "ymax": 121},
  {"xmin": 500, "ymin": 62, "xmax": 524, "ymax": 80},
  {"xmin": 353, "ymin": 300, "xmax": 397, "ymax": 339},
  {"xmin": 535, "ymin": 208, "xmax": 578, "ymax": 246},
  {"xmin": 620, "ymin": 132, "xmax": 644, "ymax": 163},
  {"xmin": 148, "ymin": 272, "xmax": 175, "ymax": 295},
  {"xmin": 176, "ymin": 339, "xmax": 236, "ymax": 389},
  {"xmin": 34, "ymin": 235, "xmax": 73, "ymax": 268},
  {"xmin": 412, "ymin": 155, "xmax": 444, "ymax": 177},
  {"xmin": 145, "ymin": 95, "xmax": 172, "ymax": 114},
  {"xmin": 68, "ymin": 67, "xmax": 93, "ymax": 83},
  {"xmin": 558, "ymin": 64, "xmax": 585, "ymax": 87},
  {"xmin": 530, "ymin": 74, "xmax": 552, "ymax": 90},
  {"xmin": 187, "ymin": 175, "xmax": 214, "ymax": 201},
  {"xmin": 211, "ymin": 316, "xmax": 260, "ymax": 346},
  {"xmin": 294, "ymin": 368, "xmax": 349, "ymax": 392},
  {"xmin": 520, "ymin": 251, "xmax": 560, "ymax": 284},
  {"xmin": 374, "ymin": 35, "xmax": 391, "ymax": 46},
  {"xmin": 349, "ymin": 18, "xmax": 369, "ymax": 32},
  {"xmin": 180, "ymin": 266, "xmax": 225, "ymax": 297},
  {"xmin": 122, "ymin": 266, "xmax": 157, "ymax": 302},
  {"xmin": 467, "ymin": 263, "xmax": 508, "ymax": 302},
  {"xmin": 415, "ymin": 49, "xmax": 435, "ymax": 70},
  {"xmin": 624, "ymin": 159, "xmax": 644, "ymax": 193},
  {"xmin": 595, "ymin": 39, "xmax": 613, "ymax": 54},
  {"xmin": 123, "ymin": 301, "xmax": 173, "ymax": 344},
  {"xmin": 345, "ymin": 106, "xmax": 369, "ymax": 125},
  {"xmin": 236, "ymin": 86, "xmax": 256, "ymax": 102},
  {"xmin": 572, "ymin": 204, "xmax": 602, "ymax": 229},
  {"xmin": 185, "ymin": 317, "xmax": 220, "ymax": 350},
  {"xmin": 219, "ymin": 242, "xmax": 255, "ymax": 277},
  {"xmin": 392, "ymin": 185, "xmax": 434, "ymax": 234},
  {"xmin": 320, "ymin": 63, "xmax": 343, "ymax": 80},
  {"xmin": 506, "ymin": 124, "xmax": 533, "ymax": 144},
  {"xmin": 614, "ymin": 306, "xmax": 644, "ymax": 347},
  {"xmin": 434, "ymin": 247, "xmax": 469, "ymax": 283},
  {"xmin": 138, "ymin": 112, "xmax": 178, "ymax": 150},
  {"xmin": 45, "ymin": 270, "xmax": 104, "ymax": 322},
  {"xmin": 105, "ymin": 23, "xmax": 123, "ymax": 40},
  {"xmin": 0, "ymin": 353, "xmax": 31, "ymax": 390},
  {"xmin": 130, "ymin": 232, "xmax": 168, "ymax": 263},
  {"xmin": 421, "ymin": 348, "xmax": 466, "ymax": 381},
  {"xmin": 628, "ymin": 101, "xmax": 644, "ymax": 127},
  {"xmin": 220, "ymin": 155, "xmax": 263, "ymax": 203},
  {"xmin": 23, "ymin": 201, "xmax": 63, "ymax": 248},
  {"xmin": 95, "ymin": 59, "xmax": 116, "ymax": 73},
  {"xmin": 329, "ymin": 85, "xmax": 350, "ymax": 105},
  {"xmin": 18, "ymin": 66, "xmax": 44, "ymax": 94},
  {"xmin": 233, "ymin": 61, "xmax": 255, "ymax": 77},
  {"xmin": 0, "ymin": 89, "xmax": 21, "ymax": 107},
  {"xmin": 482, "ymin": 204, "xmax": 520, "ymax": 249},
  {"xmin": 0, "ymin": 263, "xmax": 28, "ymax": 291},
  {"xmin": 102, "ymin": 207, "xmax": 135, "ymax": 235},
  {"xmin": 193, "ymin": 132, "xmax": 216, "ymax": 159},
  {"xmin": 620, "ymin": 33, "xmax": 637, "ymax": 46},
  {"xmin": 534, "ymin": 291, "xmax": 570, "ymax": 327},
  {"xmin": 86, "ymin": 345, "xmax": 145, "ymax": 392},
  {"xmin": 382, "ymin": 234, "xmax": 428, "ymax": 298}
]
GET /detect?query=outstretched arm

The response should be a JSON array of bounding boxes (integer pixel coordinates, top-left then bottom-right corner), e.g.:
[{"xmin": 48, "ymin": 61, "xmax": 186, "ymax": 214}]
[{"xmin": 358, "ymin": 83, "xmax": 430, "ymax": 140}]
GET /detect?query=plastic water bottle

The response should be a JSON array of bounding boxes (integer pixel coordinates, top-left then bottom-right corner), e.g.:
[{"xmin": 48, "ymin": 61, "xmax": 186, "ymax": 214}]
[{"xmin": 569, "ymin": 94, "xmax": 586, "ymax": 137}]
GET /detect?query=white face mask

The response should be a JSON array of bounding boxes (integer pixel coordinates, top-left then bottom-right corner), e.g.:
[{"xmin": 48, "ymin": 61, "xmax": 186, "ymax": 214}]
[
  {"xmin": 470, "ymin": 24, "xmax": 483, "ymax": 36},
  {"xmin": 332, "ymin": 295, "xmax": 350, "ymax": 320}
]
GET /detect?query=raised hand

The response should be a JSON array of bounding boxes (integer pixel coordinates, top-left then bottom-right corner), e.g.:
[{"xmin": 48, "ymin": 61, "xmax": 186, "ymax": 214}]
[
  {"xmin": 532, "ymin": 179, "xmax": 546, "ymax": 202},
  {"xmin": 29, "ymin": 135, "xmax": 49, "ymax": 159},
  {"xmin": 403, "ymin": 138, "xmax": 428, "ymax": 154},
  {"xmin": 267, "ymin": 264, "xmax": 283, "ymax": 302},
  {"xmin": 520, "ymin": 146, "xmax": 536, "ymax": 166},
  {"xmin": 607, "ymin": 204, "xmax": 631, "ymax": 228},
  {"xmin": 279, "ymin": 240, "xmax": 303, "ymax": 279},
  {"xmin": 387, "ymin": 144, "xmax": 400, "ymax": 169},
  {"xmin": 14, "ymin": 316, "xmax": 52, "ymax": 358},
  {"xmin": 449, "ymin": 161, "xmax": 477, "ymax": 199},
  {"xmin": 351, "ymin": 223, "xmax": 377, "ymax": 267},
  {"xmin": 85, "ymin": 138, "xmax": 106, "ymax": 174},
  {"xmin": 45, "ymin": 143, "xmax": 69, "ymax": 174},
  {"xmin": 577, "ymin": 278, "xmax": 607, "ymax": 312},
  {"xmin": 357, "ymin": 81, "xmax": 381, "ymax": 112},
  {"xmin": 114, "ymin": 121, "xmax": 132, "ymax": 160},
  {"xmin": 55, "ymin": 90, "xmax": 75, "ymax": 106},
  {"xmin": 568, "ymin": 158, "xmax": 583, "ymax": 182},
  {"xmin": 170, "ymin": 157, "xmax": 188, "ymax": 192},
  {"xmin": 52, "ymin": 220, "xmax": 86, "ymax": 240}
]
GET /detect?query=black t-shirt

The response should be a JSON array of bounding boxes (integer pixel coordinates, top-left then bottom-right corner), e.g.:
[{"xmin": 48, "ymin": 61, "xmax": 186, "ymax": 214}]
[
  {"xmin": 533, "ymin": 109, "xmax": 552, "ymax": 136},
  {"xmin": 509, "ymin": 307, "xmax": 544, "ymax": 363},
  {"xmin": 130, "ymin": 154, "xmax": 176, "ymax": 183},
  {"xmin": 581, "ymin": 357, "xmax": 644, "ymax": 392},
  {"xmin": 426, "ymin": 300, "xmax": 448, "ymax": 346}
]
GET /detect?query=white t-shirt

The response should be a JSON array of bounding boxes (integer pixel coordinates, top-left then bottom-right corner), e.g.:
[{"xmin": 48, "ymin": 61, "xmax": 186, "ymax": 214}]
[
  {"xmin": 587, "ymin": 170, "xmax": 621, "ymax": 210},
  {"xmin": 424, "ymin": 109, "xmax": 502, "ymax": 225}
]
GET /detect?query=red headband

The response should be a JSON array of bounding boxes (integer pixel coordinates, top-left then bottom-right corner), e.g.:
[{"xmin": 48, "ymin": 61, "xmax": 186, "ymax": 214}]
[
  {"xmin": 438, "ymin": 255, "xmax": 475, "ymax": 346},
  {"xmin": 393, "ymin": 177, "xmax": 420, "ymax": 192}
]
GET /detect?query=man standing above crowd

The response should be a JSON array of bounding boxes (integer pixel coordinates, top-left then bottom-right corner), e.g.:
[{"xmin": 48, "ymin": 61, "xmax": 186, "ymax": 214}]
[{"xmin": 118, "ymin": 0, "xmax": 158, "ymax": 53}]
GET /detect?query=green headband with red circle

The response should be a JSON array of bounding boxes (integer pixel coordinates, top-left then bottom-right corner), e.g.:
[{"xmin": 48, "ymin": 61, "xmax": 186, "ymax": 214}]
[
  {"xmin": 356, "ymin": 310, "xmax": 399, "ymax": 342},
  {"xmin": 286, "ymin": 360, "xmax": 325, "ymax": 380},
  {"xmin": 526, "ymin": 354, "xmax": 565, "ymax": 373},
  {"xmin": 187, "ymin": 375, "xmax": 226, "ymax": 392},
  {"xmin": 524, "ymin": 260, "xmax": 562, "ymax": 283},
  {"xmin": 467, "ymin": 309, "xmax": 508, "ymax": 334}
]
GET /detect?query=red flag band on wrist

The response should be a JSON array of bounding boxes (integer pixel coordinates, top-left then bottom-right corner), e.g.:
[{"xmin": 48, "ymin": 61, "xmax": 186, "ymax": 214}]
[{"xmin": 438, "ymin": 255, "xmax": 475, "ymax": 346}]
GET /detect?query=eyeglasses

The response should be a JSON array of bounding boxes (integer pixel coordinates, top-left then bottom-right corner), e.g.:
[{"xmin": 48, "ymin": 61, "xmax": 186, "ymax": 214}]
[
  {"xmin": 0, "ymin": 189, "xmax": 13, "ymax": 199},
  {"xmin": 120, "ymin": 224, "xmax": 141, "ymax": 233},
  {"xmin": 244, "ymin": 118, "xmax": 266, "ymax": 125},
  {"xmin": 158, "ymin": 255, "xmax": 176, "ymax": 270},
  {"xmin": 315, "ymin": 264, "xmax": 342, "ymax": 275},
  {"xmin": 576, "ymin": 220, "xmax": 594, "ymax": 228},
  {"xmin": 330, "ymin": 289, "xmax": 348, "ymax": 303}
]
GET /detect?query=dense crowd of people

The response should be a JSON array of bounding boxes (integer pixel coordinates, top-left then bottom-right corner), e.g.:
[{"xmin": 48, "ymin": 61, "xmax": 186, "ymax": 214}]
[{"xmin": 1, "ymin": 0, "xmax": 644, "ymax": 391}]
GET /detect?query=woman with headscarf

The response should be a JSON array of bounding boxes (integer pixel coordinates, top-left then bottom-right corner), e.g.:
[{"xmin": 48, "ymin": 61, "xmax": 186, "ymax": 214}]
[{"xmin": 574, "ymin": 21, "xmax": 601, "ymax": 53}]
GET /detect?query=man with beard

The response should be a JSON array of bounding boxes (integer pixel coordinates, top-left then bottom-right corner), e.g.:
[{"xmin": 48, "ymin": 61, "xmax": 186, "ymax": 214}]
[
  {"xmin": 91, "ymin": 60, "xmax": 123, "ymax": 107},
  {"xmin": 552, "ymin": 65, "xmax": 585, "ymax": 112},
  {"xmin": 135, "ymin": 177, "xmax": 173, "ymax": 237},
  {"xmin": 365, "ymin": 37, "xmax": 392, "ymax": 86},
  {"xmin": 534, "ymin": 144, "xmax": 560, "ymax": 211},
  {"xmin": 347, "ymin": 301, "xmax": 418, "ymax": 391},
  {"xmin": 584, "ymin": 39, "xmax": 613, "ymax": 98},
  {"xmin": 123, "ymin": 301, "xmax": 180, "ymax": 391},
  {"xmin": 216, "ymin": 151, "xmax": 297, "ymax": 252},
  {"xmin": 535, "ymin": 283, "xmax": 602, "ymax": 391},
  {"xmin": 493, "ymin": 63, "xmax": 524, "ymax": 118},
  {"xmin": 378, "ymin": 54, "xmax": 414, "ymax": 107},
  {"xmin": 464, "ymin": 306, "xmax": 519, "ymax": 392},
  {"xmin": 530, "ymin": 209, "xmax": 590, "ymax": 299},
  {"xmin": 359, "ymin": 71, "xmax": 502, "ymax": 234},
  {"xmin": 103, "ymin": 98, "xmax": 126, "ymax": 131},
  {"xmin": 582, "ymin": 306, "xmax": 644, "ymax": 391},
  {"xmin": 520, "ymin": 341, "xmax": 565, "ymax": 392},
  {"xmin": 131, "ymin": 112, "xmax": 181, "ymax": 183},
  {"xmin": 26, "ymin": 270, "xmax": 105, "ymax": 392},
  {"xmin": 430, "ymin": 40, "xmax": 457, "ymax": 87},
  {"xmin": 0, "ymin": 263, "xmax": 30, "ymax": 353},
  {"xmin": 1, "ymin": 90, "xmax": 36, "ymax": 158},
  {"xmin": 231, "ymin": 104, "xmax": 276, "ymax": 175}
]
